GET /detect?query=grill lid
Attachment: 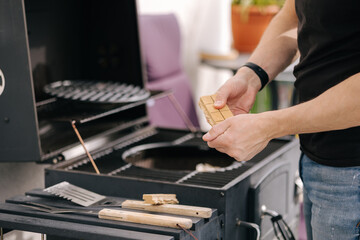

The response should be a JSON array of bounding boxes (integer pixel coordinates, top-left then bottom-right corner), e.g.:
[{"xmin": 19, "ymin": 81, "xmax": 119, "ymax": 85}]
[{"xmin": 0, "ymin": 0, "xmax": 153, "ymax": 162}]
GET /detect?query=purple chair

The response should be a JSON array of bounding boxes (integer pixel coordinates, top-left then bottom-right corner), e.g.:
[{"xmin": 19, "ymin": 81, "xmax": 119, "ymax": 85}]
[{"xmin": 139, "ymin": 14, "xmax": 199, "ymax": 129}]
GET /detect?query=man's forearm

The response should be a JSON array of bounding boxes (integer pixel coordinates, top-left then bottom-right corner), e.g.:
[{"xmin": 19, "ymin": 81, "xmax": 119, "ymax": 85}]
[
  {"xmin": 266, "ymin": 73, "xmax": 360, "ymax": 138},
  {"xmin": 248, "ymin": 30, "xmax": 298, "ymax": 81},
  {"xmin": 240, "ymin": 0, "xmax": 299, "ymax": 81}
]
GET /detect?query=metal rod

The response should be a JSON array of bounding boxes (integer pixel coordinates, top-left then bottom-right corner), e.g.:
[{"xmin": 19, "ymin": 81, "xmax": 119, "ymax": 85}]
[
  {"xmin": 1, "ymin": 227, "xmax": 3, "ymax": 240},
  {"xmin": 71, "ymin": 121, "xmax": 100, "ymax": 174},
  {"xmin": 176, "ymin": 224, "xmax": 198, "ymax": 240},
  {"xmin": 167, "ymin": 93, "xmax": 197, "ymax": 133},
  {"xmin": 236, "ymin": 219, "xmax": 260, "ymax": 240}
]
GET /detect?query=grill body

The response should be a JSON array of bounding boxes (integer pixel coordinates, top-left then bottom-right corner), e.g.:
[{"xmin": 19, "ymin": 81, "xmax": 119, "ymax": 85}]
[{"xmin": 45, "ymin": 128, "xmax": 300, "ymax": 239}]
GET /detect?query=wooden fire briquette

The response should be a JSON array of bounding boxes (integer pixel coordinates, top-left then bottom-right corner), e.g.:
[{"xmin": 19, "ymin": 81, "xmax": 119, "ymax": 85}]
[
  {"xmin": 143, "ymin": 194, "xmax": 179, "ymax": 205},
  {"xmin": 198, "ymin": 95, "xmax": 233, "ymax": 126}
]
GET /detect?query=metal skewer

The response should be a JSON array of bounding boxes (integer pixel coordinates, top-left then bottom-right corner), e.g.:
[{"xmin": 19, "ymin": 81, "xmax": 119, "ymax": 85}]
[
  {"xmin": 167, "ymin": 93, "xmax": 197, "ymax": 133},
  {"xmin": 71, "ymin": 121, "xmax": 100, "ymax": 174}
]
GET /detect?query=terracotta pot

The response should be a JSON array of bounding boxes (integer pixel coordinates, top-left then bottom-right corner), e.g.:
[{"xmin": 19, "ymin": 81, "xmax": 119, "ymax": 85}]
[{"xmin": 231, "ymin": 5, "xmax": 279, "ymax": 52}]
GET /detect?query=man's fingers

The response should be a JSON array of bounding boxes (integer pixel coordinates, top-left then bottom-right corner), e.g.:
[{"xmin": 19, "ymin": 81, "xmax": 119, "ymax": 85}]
[
  {"xmin": 207, "ymin": 133, "xmax": 238, "ymax": 159},
  {"xmin": 207, "ymin": 133, "xmax": 227, "ymax": 149},
  {"xmin": 214, "ymin": 86, "xmax": 230, "ymax": 109},
  {"xmin": 202, "ymin": 120, "xmax": 230, "ymax": 142}
]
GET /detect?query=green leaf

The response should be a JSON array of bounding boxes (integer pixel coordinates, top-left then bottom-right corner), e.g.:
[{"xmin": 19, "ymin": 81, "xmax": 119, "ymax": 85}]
[{"xmin": 232, "ymin": 0, "xmax": 284, "ymax": 6}]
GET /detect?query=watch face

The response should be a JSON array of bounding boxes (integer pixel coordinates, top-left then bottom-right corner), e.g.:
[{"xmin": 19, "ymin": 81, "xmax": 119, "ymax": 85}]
[{"xmin": 0, "ymin": 69, "xmax": 4, "ymax": 96}]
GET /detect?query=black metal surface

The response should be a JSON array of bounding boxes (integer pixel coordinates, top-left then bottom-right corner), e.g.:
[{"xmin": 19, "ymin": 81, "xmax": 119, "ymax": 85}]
[
  {"xmin": 0, "ymin": 0, "xmax": 157, "ymax": 162},
  {"xmin": 5, "ymin": 195, "xmax": 212, "ymax": 232},
  {"xmin": 115, "ymin": 166, "xmax": 188, "ymax": 182},
  {"xmin": 122, "ymin": 143, "xmax": 235, "ymax": 171},
  {"xmin": 180, "ymin": 167, "xmax": 252, "ymax": 188},
  {"xmin": 0, "ymin": 211, "xmax": 175, "ymax": 240},
  {"xmin": 37, "ymin": 90, "xmax": 165, "ymax": 124},
  {"xmin": 0, "ymin": 191, "xmax": 222, "ymax": 240},
  {"xmin": 44, "ymin": 80, "xmax": 150, "ymax": 103},
  {"xmin": 25, "ymin": 0, "xmax": 146, "ymax": 102},
  {"xmin": 44, "ymin": 135, "xmax": 300, "ymax": 240},
  {"xmin": 63, "ymin": 134, "xmax": 287, "ymax": 189},
  {"xmin": 38, "ymin": 109, "xmax": 151, "ymax": 162},
  {"xmin": 0, "ymin": 0, "xmax": 41, "ymax": 162}
]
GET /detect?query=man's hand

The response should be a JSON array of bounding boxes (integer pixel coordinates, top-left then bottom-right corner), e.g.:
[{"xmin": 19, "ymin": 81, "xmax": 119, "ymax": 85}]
[
  {"xmin": 203, "ymin": 71, "xmax": 360, "ymax": 162},
  {"xmin": 214, "ymin": 67, "xmax": 261, "ymax": 115},
  {"xmin": 204, "ymin": 65, "xmax": 269, "ymax": 161},
  {"xmin": 202, "ymin": 113, "xmax": 272, "ymax": 161}
]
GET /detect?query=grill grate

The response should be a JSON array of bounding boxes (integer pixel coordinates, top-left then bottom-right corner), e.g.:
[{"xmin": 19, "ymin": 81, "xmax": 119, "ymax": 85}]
[
  {"xmin": 67, "ymin": 143, "xmax": 254, "ymax": 187},
  {"xmin": 113, "ymin": 166, "xmax": 188, "ymax": 182},
  {"xmin": 181, "ymin": 164, "xmax": 253, "ymax": 188},
  {"xmin": 44, "ymin": 80, "xmax": 150, "ymax": 103},
  {"xmin": 180, "ymin": 140, "xmax": 287, "ymax": 188},
  {"xmin": 66, "ymin": 148, "xmax": 127, "ymax": 174},
  {"xmin": 65, "ymin": 133, "xmax": 288, "ymax": 188}
]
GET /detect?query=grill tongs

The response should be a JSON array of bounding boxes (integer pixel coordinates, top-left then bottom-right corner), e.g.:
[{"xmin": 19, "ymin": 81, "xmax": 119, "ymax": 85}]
[
  {"xmin": 21, "ymin": 201, "xmax": 96, "ymax": 215},
  {"xmin": 19, "ymin": 201, "xmax": 193, "ymax": 229}
]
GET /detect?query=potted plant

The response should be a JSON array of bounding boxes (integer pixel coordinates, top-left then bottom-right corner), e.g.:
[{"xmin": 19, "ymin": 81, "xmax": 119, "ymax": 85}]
[{"xmin": 231, "ymin": 0, "xmax": 284, "ymax": 52}]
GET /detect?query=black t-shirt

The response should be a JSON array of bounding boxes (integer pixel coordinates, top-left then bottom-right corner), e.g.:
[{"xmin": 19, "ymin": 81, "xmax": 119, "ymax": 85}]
[{"xmin": 294, "ymin": 0, "xmax": 360, "ymax": 167}]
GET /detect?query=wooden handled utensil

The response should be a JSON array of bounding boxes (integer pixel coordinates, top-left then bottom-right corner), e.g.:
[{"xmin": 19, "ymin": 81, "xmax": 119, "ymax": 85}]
[
  {"xmin": 21, "ymin": 202, "xmax": 193, "ymax": 229},
  {"xmin": 122, "ymin": 200, "xmax": 212, "ymax": 218},
  {"xmin": 98, "ymin": 208, "xmax": 192, "ymax": 229},
  {"xmin": 44, "ymin": 182, "xmax": 213, "ymax": 218}
]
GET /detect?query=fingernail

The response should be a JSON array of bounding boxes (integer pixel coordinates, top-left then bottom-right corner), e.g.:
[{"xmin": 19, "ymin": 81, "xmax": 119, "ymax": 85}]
[{"xmin": 214, "ymin": 101, "xmax": 222, "ymax": 106}]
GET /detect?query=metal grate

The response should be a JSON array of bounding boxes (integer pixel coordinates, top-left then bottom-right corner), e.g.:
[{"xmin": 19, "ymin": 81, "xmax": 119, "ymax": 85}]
[
  {"xmin": 181, "ymin": 164, "xmax": 253, "ymax": 188},
  {"xmin": 113, "ymin": 165, "xmax": 188, "ymax": 182},
  {"xmin": 66, "ymin": 134, "xmax": 288, "ymax": 188},
  {"xmin": 44, "ymin": 80, "xmax": 150, "ymax": 103},
  {"xmin": 66, "ymin": 148, "xmax": 128, "ymax": 174},
  {"xmin": 180, "ymin": 140, "xmax": 287, "ymax": 188},
  {"xmin": 67, "ymin": 141, "xmax": 251, "ymax": 187}
]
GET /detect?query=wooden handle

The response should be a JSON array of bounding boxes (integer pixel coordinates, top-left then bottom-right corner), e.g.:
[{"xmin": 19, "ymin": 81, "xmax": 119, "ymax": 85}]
[
  {"xmin": 98, "ymin": 208, "xmax": 192, "ymax": 229},
  {"xmin": 122, "ymin": 200, "xmax": 212, "ymax": 218}
]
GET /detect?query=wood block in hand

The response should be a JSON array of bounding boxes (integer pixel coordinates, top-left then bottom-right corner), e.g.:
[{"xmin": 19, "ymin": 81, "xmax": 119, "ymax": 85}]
[{"xmin": 198, "ymin": 95, "xmax": 233, "ymax": 126}]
